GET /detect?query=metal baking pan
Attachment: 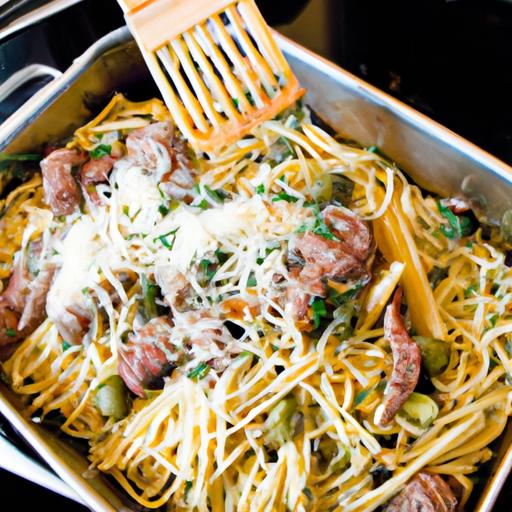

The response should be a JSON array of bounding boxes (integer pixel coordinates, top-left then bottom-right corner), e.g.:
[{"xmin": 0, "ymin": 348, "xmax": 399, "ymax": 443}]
[{"xmin": 1, "ymin": 26, "xmax": 511, "ymax": 511}]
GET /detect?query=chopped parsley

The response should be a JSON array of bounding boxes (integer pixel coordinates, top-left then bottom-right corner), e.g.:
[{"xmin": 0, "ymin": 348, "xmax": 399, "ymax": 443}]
[
  {"xmin": 199, "ymin": 258, "xmax": 216, "ymax": 282},
  {"xmin": 297, "ymin": 204, "xmax": 338, "ymax": 241},
  {"xmin": 196, "ymin": 199, "xmax": 209, "ymax": 210},
  {"xmin": 255, "ymin": 183, "xmax": 265, "ymax": 195},
  {"xmin": 205, "ymin": 185, "xmax": 226, "ymax": 203},
  {"xmin": 437, "ymin": 201, "xmax": 473, "ymax": 240},
  {"xmin": 158, "ymin": 204, "xmax": 170, "ymax": 216},
  {"xmin": 464, "ymin": 283, "xmax": 478, "ymax": 299},
  {"xmin": 310, "ymin": 297, "xmax": 328, "ymax": 329},
  {"xmin": 154, "ymin": 228, "xmax": 179, "ymax": 250},
  {"xmin": 328, "ymin": 281, "xmax": 366, "ymax": 307},
  {"xmin": 187, "ymin": 362, "xmax": 210, "ymax": 381},
  {"xmin": 62, "ymin": 340, "xmax": 71, "ymax": 351},
  {"xmin": 488, "ymin": 313, "xmax": 499, "ymax": 327},
  {"xmin": 272, "ymin": 191, "xmax": 298, "ymax": 203},
  {"xmin": 5, "ymin": 328, "xmax": 16, "ymax": 337},
  {"xmin": 247, "ymin": 273, "xmax": 257, "ymax": 287},
  {"xmin": 215, "ymin": 249, "xmax": 229, "ymax": 264},
  {"xmin": 89, "ymin": 144, "xmax": 112, "ymax": 159}
]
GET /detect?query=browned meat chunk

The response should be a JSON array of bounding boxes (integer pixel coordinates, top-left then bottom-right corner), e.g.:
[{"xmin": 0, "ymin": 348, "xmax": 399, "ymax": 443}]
[
  {"xmin": 126, "ymin": 122, "xmax": 196, "ymax": 202},
  {"xmin": 159, "ymin": 166, "xmax": 195, "ymax": 202},
  {"xmin": 41, "ymin": 149, "xmax": 87, "ymax": 215},
  {"xmin": 80, "ymin": 156, "xmax": 115, "ymax": 186},
  {"xmin": 1, "ymin": 254, "xmax": 29, "ymax": 313},
  {"xmin": 0, "ymin": 244, "xmax": 53, "ymax": 348},
  {"xmin": 181, "ymin": 312, "xmax": 241, "ymax": 373},
  {"xmin": 285, "ymin": 206, "xmax": 373, "ymax": 327},
  {"xmin": 289, "ymin": 231, "xmax": 365, "ymax": 296},
  {"xmin": 17, "ymin": 267, "xmax": 54, "ymax": 331},
  {"xmin": 126, "ymin": 121, "xmax": 176, "ymax": 169},
  {"xmin": 79, "ymin": 156, "xmax": 116, "ymax": 205},
  {"xmin": 284, "ymin": 267, "xmax": 312, "ymax": 329},
  {"xmin": 288, "ymin": 206, "xmax": 373, "ymax": 298},
  {"xmin": 384, "ymin": 472, "xmax": 457, "ymax": 512},
  {"xmin": 322, "ymin": 205, "xmax": 373, "ymax": 262},
  {"xmin": 118, "ymin": 316, "xmax": 177, "ymax": 397},
  {"xmin": 118, "ymin": 312, "xmax": 240, "ymax": 397},
  {"xmin": 375, "ymin": 288, "xmax": 421, "ymax": 426}
]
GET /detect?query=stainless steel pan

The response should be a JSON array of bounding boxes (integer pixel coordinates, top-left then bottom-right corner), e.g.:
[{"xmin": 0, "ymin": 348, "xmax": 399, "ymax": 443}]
[{"xmin": 1, "ymin": 26, "xmax": 511, "ymax": 511}]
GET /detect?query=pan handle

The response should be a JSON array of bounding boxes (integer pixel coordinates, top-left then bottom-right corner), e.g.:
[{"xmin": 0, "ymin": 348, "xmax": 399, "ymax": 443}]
[{"xmin": 0, "ymin": 63, "xmax": 62, "ymax": 103}]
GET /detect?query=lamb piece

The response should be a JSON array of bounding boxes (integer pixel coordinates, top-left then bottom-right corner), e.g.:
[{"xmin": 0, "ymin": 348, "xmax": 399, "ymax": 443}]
[
  {"xmin": 17, "ymin": 267, "xmax": 54, "ymax": 331},
  {"xmin": 383, "ymin": 472, "xmax": 457, "ymax": 512},
  {"xmin": 179, "ymin": 311, "xmax": 241, "ymax": 373},
  {"xmin": 0, "ymin": 242, "xmax": 53, "ymax": 347},
  {"xmin": 79, "ymin": 156, "xmax": 116, "ymax": 205},
  {"xmin": 126, "ymin": 121, "xmax": 176, "ymax": 169},
  {"xmin": 154, "ymin": 266, "xmax": 193, "ymax": 311},
  {"xmin": 1, "ymin": 253, "xmax": 29, "ymax": 313},
  {"xmin": 40, "ymin": 149, "xmax": 87, "ymax": 215},
  {"xmin": 118, "ymin": 311, "xmax": 240, "ymax": 396},
  {"xmin": 126, "ymin": 121, "xmax": 196, "ymax": 202},
  {"xmin": 374, "ymin": 288, "xmax": 421, "ymax": 426},
  {"xmin": 284, "ymin": 267, "xmax": 312, "ymax": 328},
  {"xmin": 118, "ymin": 316, "xmax": 178, "ymax": 397},
  {"xmin": 80, "ymin": 156, "xmax": 116, "ymax": 186},
  {"xmin": 158, "ymin": 165, "xmax": 195, "ymax": 202},
  {"xmin": 289, "ymin": 231, "xmax": 366, "ymax": 296},
  {"xmin": 288, "ymin": 205, "xmax": 373, "ymax": 298}
]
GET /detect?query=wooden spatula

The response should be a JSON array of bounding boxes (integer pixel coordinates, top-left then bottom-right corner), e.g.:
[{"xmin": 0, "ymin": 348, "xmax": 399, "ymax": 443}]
[{"xmin": 117, "ymin": 0, "xmax": 304, "ymax": 152}]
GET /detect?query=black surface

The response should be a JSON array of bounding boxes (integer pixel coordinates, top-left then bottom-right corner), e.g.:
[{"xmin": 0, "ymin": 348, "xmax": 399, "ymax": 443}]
[
  {"xmin": 1, "ymin": 469, "xmax": 87, "ymax": 511},
  {"xmin": 331, "ymin": 0, "xmax": 512, "ymax": 166}
]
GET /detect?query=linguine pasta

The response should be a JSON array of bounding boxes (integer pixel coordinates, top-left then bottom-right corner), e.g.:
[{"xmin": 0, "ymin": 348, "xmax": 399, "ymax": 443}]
[{"xmin": 1, "ymin": 94, "xmax": 512, "ymax": 511}]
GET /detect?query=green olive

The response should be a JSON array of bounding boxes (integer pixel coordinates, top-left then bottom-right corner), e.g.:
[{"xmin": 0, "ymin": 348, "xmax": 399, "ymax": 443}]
[
  {"xmin": 311, "ymin": 174, "xmax": 333, "ymax": 202},
  {"xmin": 95, "ymin": 375, "xmax": 130, "ymax": 421},
  {"xmin": 501, "ymin": 210, "xmax": 512, "ymax": 243},
  {"xmin": 399, "ymin": 392, "xmax": 439, "ymax": 428},
  {"xmin": 413, "ymin": 336, "xmax": 451, "ymax": 377}
]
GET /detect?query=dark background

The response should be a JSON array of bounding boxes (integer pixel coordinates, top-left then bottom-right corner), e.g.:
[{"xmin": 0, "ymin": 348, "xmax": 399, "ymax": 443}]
[{"xmin": 1, "ymin": 0, "xmax": 512, "ymax": 510}]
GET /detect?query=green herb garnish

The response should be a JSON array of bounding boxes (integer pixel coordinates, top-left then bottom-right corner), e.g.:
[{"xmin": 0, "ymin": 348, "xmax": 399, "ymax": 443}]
[
  {"xmin": 89, "ymin": 144, "xmax": 112, "ymax": 159},
  {"xmin": 187, "ymin": 362, "xmax": 210, "ymax": 381},
  {"xmin": 247, "ymin": 273, "xmax": 257, "ymax": 287},
  {"xmin": 255, "ymin": 183, "xmax": 265, "ymax": 194},
  {"xmin": 199, "ymin": 258, "xmax": 216, "ymax": 282},
  {"xmin": 437, "ymin": 201, "xmax": 473, "ymax": 240},
  {"xmin": 158, "ymin": 204, "xmax": 170, "ymax": 216},
  {"xmin": 310, "ymin": 297, "xmax": 328, "ymax": 329},
  {"xmin": 464, "ymin": 283, "xmax": 478, "ymax": 299},
  {"xmin": 154, "ymin": 228, "xmax": 179, "ymax": 250},
  {"xmin": 5, "ymin": 328, "xmax": 16, "ymax": 337},
  {"xmin": 62, "ymin": 340, "xmax": 71, "ymax": 351},
  {"xmin": 272, "ymin": 191, "xmax": 298, "ymax": 203},
  {"xmin": 297, "ymin": 204, "xmax": 337, "ymax": 241}
]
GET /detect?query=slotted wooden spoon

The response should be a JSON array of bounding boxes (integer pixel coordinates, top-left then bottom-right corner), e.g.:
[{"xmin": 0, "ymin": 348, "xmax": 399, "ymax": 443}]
[{"xmin": 117, "ymin": 0, "xmax": 304, "ymax": 152}]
